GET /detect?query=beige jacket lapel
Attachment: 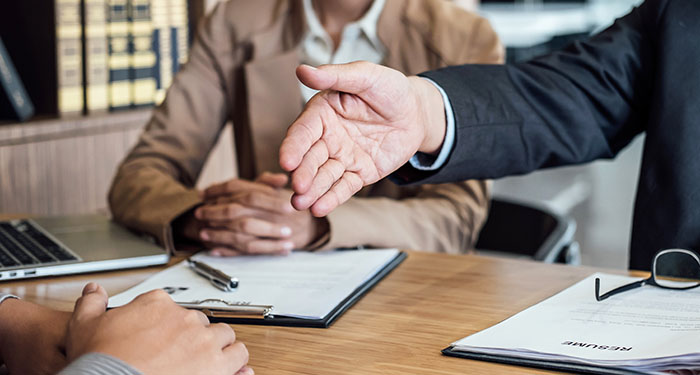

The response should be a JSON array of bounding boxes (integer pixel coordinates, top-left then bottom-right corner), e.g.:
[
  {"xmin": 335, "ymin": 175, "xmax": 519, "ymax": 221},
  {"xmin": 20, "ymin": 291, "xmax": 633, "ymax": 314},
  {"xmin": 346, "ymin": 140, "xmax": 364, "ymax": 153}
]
[
  {"xmin": 379, "ymin": 0, "xmax": 433, "ymax": 75},
  {"xmin": 379, "ymin": 0, "xmax": 461, "ymax": 75},
  {"xmin": 240, "ymin": 0, "xmax": 305, "ymax": 177},
  {"xmin": 244, "ymin": 51, "xmax": 303, "ymax": 175}
]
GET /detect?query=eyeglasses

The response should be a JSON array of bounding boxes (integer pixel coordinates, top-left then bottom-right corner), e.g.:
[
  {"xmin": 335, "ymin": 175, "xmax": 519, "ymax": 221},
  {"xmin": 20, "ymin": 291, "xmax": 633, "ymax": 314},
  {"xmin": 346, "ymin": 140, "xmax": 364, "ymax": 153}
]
[{"xmin": 595, "ymin": 249, "xmax": 700, "ymax": 301}]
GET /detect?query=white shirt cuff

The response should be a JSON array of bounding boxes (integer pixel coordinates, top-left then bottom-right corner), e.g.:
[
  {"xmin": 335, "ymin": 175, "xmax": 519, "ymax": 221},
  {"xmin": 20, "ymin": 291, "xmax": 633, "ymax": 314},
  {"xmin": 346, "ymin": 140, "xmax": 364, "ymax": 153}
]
[{"xmin": 409, "ymin": 78, "xmax": 456, "ymax": 171}]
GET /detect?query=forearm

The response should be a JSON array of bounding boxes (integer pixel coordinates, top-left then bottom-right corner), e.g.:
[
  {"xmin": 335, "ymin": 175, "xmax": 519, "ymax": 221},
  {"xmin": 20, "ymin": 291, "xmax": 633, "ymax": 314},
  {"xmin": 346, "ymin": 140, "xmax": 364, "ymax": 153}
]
[
  {"xmin": 322, "ymin": 181, "xmax": 489, "ymax": 253},
  {"xmin": 108, "ymin": 163, "xmax": 202, "ymax": 253},
  {"xmin": 0, "ymin": 294, "xmax": 17, "ymax": 366}
]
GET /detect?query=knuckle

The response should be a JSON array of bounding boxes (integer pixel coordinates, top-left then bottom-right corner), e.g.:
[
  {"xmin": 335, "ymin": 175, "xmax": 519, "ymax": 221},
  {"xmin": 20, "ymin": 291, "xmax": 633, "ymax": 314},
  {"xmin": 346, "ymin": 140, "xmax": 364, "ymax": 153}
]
[
  {"xmin": 244, "ymin": 192, "xmax": 259, "ymax": 206},
  {"xmin": 229, "ymin": 203, "xmax": 243, "ymax": 216},
  {"xmin": 237, "ymin": 342, "xmax": 250, "ymax": 362},
  {"xmin": 278, "ymin": 201, "xmax": 292, "ymax": 213},
  {"xmin": 144, "ymin": 289, "xmax": 170, "ymax": 301},
  {"xmin": 241, "ymin": 219, "xmax": 256, "ymax": 233},
  {"xmin": 215, "ymin": 323, "xmax": 236, "ymax": 341},
  {"xmin": 231, "ymin": 219, "xmax": 244, "ymax": 232},
  {"xmin": 206, "ymin": 230, "xmax": 220, "ymax": 243},
  {"xmin": 200, "ymin": 329, "xmax": 215, "ymax": 343},
  {"xmin": 247, "ymin": 242, "xmax": 262, "ymax": 253},
  {"xmin": 183, "ymin": 310, "xmax": 205, "ymax": 325},
  {"xmin": 240, "ymin": 239, "xmax": 253, "ymax": 253},
  {"xmin": 222, "ymin": 232, "xmax": 237, "ymax": 245}
]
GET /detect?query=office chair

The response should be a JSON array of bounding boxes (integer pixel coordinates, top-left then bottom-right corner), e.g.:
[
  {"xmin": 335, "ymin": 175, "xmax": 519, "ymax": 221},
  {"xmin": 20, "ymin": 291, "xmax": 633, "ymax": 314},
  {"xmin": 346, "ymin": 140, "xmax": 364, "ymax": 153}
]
[{"xmin": 475, "ymin": 198, "xmax": 581, "ymax": 265}]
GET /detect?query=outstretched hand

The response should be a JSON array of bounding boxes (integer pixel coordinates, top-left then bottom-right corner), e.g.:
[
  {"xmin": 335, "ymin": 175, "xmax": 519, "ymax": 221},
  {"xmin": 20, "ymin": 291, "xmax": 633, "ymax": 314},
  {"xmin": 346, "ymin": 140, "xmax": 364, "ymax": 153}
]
[{"xmin": 279, "ymin": 62, "xmax": 446, "ymax": 217}]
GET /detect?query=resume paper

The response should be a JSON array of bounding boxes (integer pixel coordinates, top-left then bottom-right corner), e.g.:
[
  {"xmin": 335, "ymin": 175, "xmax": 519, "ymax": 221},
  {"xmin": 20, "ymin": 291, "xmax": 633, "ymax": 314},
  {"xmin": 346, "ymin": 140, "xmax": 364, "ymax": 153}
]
[{"xmin": 449, "ymin": 273, "xmax": 700, "ymax": 374}]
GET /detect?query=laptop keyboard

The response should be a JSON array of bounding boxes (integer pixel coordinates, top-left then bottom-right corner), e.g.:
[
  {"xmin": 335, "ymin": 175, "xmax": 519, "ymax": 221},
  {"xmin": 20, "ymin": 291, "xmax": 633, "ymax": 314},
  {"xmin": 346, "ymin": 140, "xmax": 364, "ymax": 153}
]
[{"xmin": 0, "ymin": 221, "xmax": 77, "ymax": 269}]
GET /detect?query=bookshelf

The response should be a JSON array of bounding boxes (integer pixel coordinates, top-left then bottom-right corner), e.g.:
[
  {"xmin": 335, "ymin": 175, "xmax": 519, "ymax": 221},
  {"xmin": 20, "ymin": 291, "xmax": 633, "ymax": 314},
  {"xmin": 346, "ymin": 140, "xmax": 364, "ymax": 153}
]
[
  {"xmin": 0, "ymin": 110, "xmax": 151, "ymax": 147},
  {"xmin": 0, "ymin": 0, "xmax": 234, "ymax": 217}
]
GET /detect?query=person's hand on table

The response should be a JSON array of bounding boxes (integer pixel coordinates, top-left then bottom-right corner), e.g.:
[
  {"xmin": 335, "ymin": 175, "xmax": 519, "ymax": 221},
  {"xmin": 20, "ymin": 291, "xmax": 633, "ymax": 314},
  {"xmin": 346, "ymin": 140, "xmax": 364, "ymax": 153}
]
[
  {"xmin": 279, "ymin": 62, "xmax": 447, "ymax": 217},
  {"xmin": 0, "ymin": 298, "xmax": 71, "ymax": 375},
  {"xmin": 192, "ymin": 173, "xmax": 329, "ymax": 256},
  {"xmin": 66, "ymin": 283, "xmax": 253, "ymax": 375}
]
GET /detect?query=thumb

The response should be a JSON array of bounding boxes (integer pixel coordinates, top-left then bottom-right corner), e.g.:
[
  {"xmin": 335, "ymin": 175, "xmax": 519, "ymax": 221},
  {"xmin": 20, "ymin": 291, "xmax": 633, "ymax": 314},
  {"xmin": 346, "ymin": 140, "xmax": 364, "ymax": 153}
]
[
  {"xmin": 72, "ymin": 282, "xmax": 109, "ymax": 323},
  {"xmin": 296, "ymin": 62, "xmax": 378, "ymax": 94},
  {"xmin": 256, "ymin": 172, "xmax": 288, "ymax": 188}
]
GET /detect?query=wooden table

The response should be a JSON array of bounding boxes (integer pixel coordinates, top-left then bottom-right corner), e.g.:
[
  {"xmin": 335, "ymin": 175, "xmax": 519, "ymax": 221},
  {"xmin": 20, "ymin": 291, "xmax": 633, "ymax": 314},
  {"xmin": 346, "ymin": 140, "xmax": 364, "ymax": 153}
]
[{"xmin": 0, "ymin": 248, "xmax": 627, "ymax": 375}]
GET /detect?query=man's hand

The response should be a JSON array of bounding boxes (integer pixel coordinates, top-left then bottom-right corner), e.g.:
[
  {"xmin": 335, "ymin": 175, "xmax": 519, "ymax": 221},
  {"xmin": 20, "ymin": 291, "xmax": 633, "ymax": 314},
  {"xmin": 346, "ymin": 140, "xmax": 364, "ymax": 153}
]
[
  {"xmin": 0, "ymin": 298, "xmax": 71, "ymax": 375},
  {"xmin": 279, "ymin": 62, "xmax": 447, "ymax": 217},
  {"xmin": 66, "ymin": 283, "xmax": 253, "ymax": 375},
  {"xmin": 194, "ymin": 173, "xmax": 329, "ymax": 255}
]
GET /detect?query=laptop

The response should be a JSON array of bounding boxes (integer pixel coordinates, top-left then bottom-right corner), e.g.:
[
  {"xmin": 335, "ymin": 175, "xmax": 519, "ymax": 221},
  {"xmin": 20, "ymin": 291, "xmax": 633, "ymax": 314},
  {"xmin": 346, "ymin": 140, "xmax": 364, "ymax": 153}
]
[{"xmin": 0, "ymin": 215, "xmax": 169, "ymax": 281}]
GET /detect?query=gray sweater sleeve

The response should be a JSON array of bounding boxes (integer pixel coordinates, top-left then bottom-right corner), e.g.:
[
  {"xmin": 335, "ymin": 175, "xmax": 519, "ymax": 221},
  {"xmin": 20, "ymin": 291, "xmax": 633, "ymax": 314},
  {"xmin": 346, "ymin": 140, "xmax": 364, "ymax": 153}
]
[{"xmin": 57, "ymin": 353, "xmax": 142, "ymax": 375}]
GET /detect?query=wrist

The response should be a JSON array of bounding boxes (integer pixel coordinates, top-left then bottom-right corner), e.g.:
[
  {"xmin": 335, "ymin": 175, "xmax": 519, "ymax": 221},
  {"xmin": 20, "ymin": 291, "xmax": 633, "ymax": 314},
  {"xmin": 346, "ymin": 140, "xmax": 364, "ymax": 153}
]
[
  {"xmin": 172, "ymin": 208, "xmax": 204, "ymax": 242},
  {"xmin": 312, "ymin": 217, "xmax": 330, "ymax": 242},
  {"xmin": 305, "ymin": 216, "xmax": 330, "ymax": 251},
  {"xmin": 409, "ymin": 76, "xmax": 447, "ymax": 155},
  {"xmin": 0, "ymin": 298, "xmax": 20, "ymax": 360}
]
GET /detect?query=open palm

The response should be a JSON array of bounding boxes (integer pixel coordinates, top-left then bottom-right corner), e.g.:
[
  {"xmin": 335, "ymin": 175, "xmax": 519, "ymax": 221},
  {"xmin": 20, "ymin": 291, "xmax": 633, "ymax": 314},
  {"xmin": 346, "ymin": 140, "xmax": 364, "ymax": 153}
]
[{"xmin": 280, "ymin": 62, "xmax": 442, "ymax": 216}]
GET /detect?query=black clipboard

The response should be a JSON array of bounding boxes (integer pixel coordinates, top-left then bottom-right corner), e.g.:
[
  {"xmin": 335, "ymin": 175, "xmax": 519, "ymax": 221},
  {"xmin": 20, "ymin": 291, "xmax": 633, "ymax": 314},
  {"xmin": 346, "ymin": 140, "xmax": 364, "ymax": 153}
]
[
  {"xmin": 201, "ymin": 251, "xmax": 407, "ymax": 328},
  {"xmin": 441, "ymin": 346, "xmax": 652, "ymax": 375}
]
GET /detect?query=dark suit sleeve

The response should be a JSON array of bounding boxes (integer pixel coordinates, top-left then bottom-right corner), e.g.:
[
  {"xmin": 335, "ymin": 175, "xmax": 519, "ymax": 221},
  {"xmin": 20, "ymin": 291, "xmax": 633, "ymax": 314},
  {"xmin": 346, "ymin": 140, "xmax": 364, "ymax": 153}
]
[{"xmin": 394, "ymin": 0, "xmax": 664, "ymax": 184}]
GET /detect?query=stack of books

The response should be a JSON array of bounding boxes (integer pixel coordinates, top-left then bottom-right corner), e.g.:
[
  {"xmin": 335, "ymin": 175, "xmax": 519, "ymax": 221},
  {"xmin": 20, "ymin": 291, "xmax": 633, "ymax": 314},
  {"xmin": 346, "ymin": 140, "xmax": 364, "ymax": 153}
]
[{"xmin": 0, "ymin": 0, "xmax": 190, "ymax": 120}]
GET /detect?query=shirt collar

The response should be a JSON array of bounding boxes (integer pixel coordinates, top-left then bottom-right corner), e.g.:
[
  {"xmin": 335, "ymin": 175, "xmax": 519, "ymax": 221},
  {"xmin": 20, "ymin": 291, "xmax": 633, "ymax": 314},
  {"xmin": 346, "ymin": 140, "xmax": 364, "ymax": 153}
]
[{"xmin": 302, "ymin": 0, "xmax": 387, "ymax": 53}]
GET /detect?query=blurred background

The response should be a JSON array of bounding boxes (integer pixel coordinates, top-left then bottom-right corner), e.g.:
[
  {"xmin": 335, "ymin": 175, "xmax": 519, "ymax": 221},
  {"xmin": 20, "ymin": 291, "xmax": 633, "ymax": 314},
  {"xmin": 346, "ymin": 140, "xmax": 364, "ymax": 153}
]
[{"xmin": 0, "ymin": 0, "xmax": 644, "ymax": 269}]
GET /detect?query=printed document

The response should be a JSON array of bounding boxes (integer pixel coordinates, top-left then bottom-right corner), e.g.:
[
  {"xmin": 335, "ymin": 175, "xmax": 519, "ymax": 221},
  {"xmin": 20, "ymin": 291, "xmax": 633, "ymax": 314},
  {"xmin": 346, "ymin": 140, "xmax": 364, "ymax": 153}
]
[
  {"xmin": 109, "ymin": 249, "xmax": 399, "ymax": 319},
  {"xmin": 450, "ymin": 273, "xmax": 700, "ymax": 374}
]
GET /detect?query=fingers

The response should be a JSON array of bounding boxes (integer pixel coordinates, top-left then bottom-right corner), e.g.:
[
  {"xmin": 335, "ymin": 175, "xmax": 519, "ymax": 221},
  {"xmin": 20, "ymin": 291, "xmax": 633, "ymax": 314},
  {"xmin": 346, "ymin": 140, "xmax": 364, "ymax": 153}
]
[
  {"xmin": 72, "ymin": 283, "xmax": 108, "ymax": 323},
  {"xmin": 282, "ymin": 62, "xmax": 378, "ymax": 174},
  {"xmin": 244, "ymin": 239, "xmax": 294, "ymax": 255},
  {"xmin": 296, "ymin": 63, "xmax": 375, "ymax": 94},
  {"xmin": 183, "ymin": 309, "xmax": 210, "ymax": 326},
  {"xmin": 133, "ymin": 289, "xmax": 175, "ymax": 307},
  {"xmin": 223, "ymin": 342, "xmax": 250, "ymax": 375},
  {"xmin": 291, "ymin": 159, "xmax": 345, "ymax": 211},
  {"xmin": 283, "ymin": 63, "xmax": 377, "ymax": 199},
  {"xmin": 279, "ymin": 108, "xmax": 324, "ymax": 172},
  {"xmin": 208, "ymin": 323, "xmax": 236, "ymax": 348},
  {"xmin": 291, "ymin": 140, "xmax": 329, "ymax": 195},
  {"xmin": 234, "ymin": 191, "xmax": 293, "ymax": 215},
  {"xmin": 201, "ymin": 230, "xmax": 253, "ymax": 246},
  {"xmin": 197, "ymin": 191, "xmax": 292, "ymax": 221},
  {"xmin": 208, "ymin": 218, "xmax": 292, "ymax": 239},
  {"xmin": 201, "ymin": 229, "xmax": 294, "ymax": 255},
  {"xmin": 308, "ymin": 172, "xmax": 364, "ymax": 217},
  {"xmin": 196, "ymin": 203, "xmax": 254, "ymax": 222},
  {"xmin": 295, "ymin": 64, "xmax": 335, "ymax": 91},
  {"xmin": 203, "ymin": 179, "xmax": 276, "ymax": 201},
  {"xmin": 210, "ymin": 248, "xmax": 244, "ymax": 257},
  {"xmin": 255, "ymin": 172, "xmax": 288, "ymax": 189}
]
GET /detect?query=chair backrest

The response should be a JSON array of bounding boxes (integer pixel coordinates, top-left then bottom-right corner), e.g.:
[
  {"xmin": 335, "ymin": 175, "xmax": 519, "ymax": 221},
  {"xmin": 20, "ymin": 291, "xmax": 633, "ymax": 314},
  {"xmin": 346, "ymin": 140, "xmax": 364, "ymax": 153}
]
[{"xmin": 475, "ymin": 198, "xmax": 578, "ymax": 264}]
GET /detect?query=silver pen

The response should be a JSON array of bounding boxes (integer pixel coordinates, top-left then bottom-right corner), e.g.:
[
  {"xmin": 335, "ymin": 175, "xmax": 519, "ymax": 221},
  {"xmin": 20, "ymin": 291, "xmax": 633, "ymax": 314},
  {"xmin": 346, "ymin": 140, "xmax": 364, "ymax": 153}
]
[{"xmin": 187, "ymin": 259, "xmax": 239, "ymax": 292}]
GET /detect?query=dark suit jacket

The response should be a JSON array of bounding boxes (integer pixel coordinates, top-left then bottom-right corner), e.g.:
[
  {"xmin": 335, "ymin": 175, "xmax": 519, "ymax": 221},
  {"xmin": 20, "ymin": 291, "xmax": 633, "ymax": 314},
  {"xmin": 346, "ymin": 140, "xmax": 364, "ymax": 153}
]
[{"xmin": 397, "ymin": 0, "xmax": 700, "ymax": 271}]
